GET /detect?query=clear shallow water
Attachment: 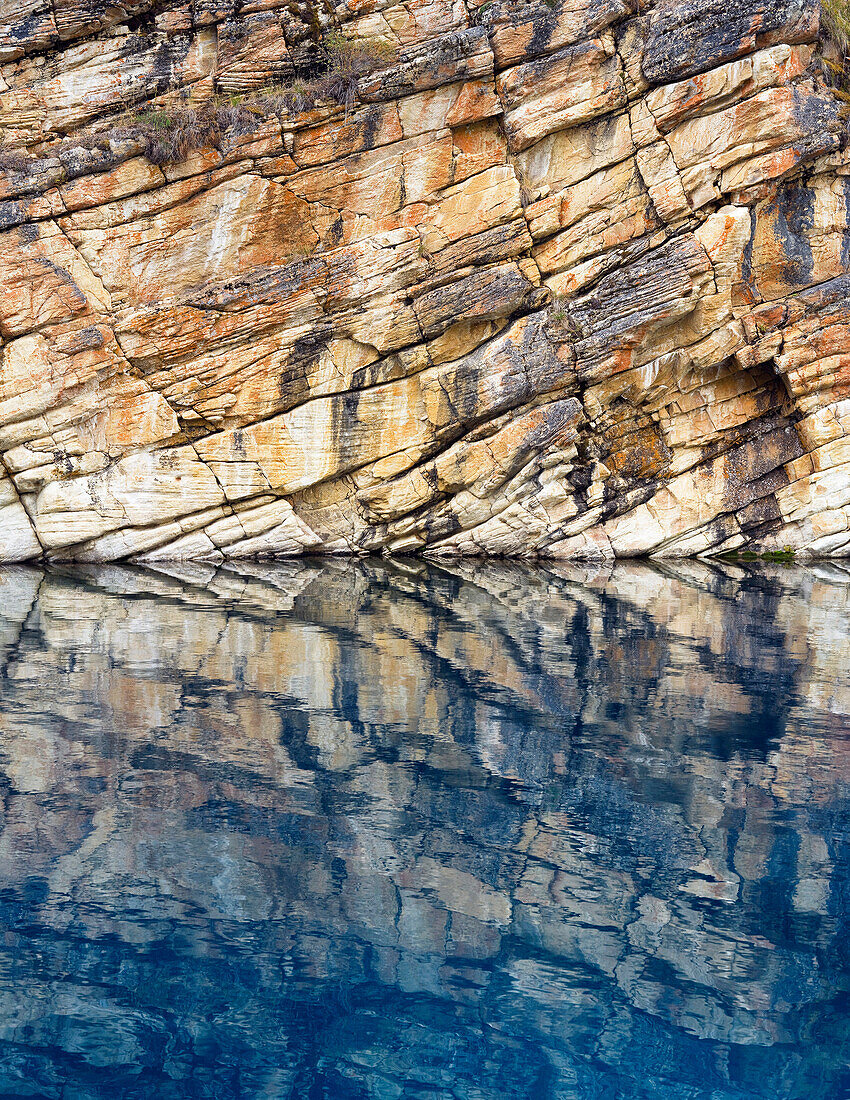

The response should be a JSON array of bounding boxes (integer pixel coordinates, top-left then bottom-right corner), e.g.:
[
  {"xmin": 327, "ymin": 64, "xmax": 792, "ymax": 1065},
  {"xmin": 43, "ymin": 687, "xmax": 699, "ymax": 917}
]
[{"xmin": 0, "ymin": 559, "xmax": 848, "ymax": 1100}]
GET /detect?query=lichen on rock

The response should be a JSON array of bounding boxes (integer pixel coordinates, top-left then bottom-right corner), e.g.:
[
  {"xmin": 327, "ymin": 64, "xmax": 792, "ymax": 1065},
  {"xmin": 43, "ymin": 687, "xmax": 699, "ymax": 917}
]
[{"xmin": 0, "ymin": 0, "xmax": 848, "ymax": 561}]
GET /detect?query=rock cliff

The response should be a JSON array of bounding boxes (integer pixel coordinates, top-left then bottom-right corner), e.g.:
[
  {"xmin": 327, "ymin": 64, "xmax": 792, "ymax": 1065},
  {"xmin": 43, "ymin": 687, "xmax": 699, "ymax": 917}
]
[{"xmin": 0, "ymin": 0, "xmax": 848, "ymax": 561}]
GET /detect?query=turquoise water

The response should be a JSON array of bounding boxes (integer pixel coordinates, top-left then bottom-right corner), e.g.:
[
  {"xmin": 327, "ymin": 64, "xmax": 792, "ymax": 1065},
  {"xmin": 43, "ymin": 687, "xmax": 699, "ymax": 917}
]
[{"xmin": 0, "ymin": 559, "xmax": 847, "ymax": 1098}]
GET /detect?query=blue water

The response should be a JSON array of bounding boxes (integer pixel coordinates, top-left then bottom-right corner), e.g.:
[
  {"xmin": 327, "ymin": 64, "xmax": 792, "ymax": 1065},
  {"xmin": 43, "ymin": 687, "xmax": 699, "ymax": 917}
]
[{"xmin": 0, "ymin": 559, "xmax": 848, "ymax": 1099}]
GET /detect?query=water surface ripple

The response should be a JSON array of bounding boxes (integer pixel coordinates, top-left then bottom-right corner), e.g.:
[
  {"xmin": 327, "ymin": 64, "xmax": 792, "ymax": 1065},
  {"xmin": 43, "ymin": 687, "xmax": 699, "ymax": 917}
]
[{"xmin": 0, "ymin": 559, "xmax": 848, "ymax": 1099}]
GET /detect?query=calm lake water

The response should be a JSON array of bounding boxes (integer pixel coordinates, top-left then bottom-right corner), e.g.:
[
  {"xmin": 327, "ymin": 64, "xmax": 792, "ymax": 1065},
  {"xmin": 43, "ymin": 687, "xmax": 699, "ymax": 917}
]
[{"xmin": 0, "ymin": 559, "xmax": 848, "ymax": 1099}]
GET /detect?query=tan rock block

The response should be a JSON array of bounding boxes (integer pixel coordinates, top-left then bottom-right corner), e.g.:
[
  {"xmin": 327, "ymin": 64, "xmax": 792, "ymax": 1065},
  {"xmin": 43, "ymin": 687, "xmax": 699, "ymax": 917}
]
[
  {"xmin": 342, "ymin": 291, "xmax": 425, "ymax": 354},
  {"xmin": 810, "ymin": 509, "xmax": 849, "ymax": 539},
  {"xmin": 810, "ymin": 439, "xmax": 850, "ymax": 474},
  {"xmin": 69, "ymin": 174, "xmax": 317, "ymax": 306},
  {"xmin": 5, "ymin": 29, "xmax": 217, "ymax": 138},
  {"xmin": 0, "ymin": 220, "xmax": 111, "ymax": 336},
  {"xmin": 12, "ymin": 453, "xmax": 111, "ymax": 494},
  {"xmin": 402, "ymin": 130, "xmax": 454, "ymax": 202},
  {"xmin": 2, "ymin": 372, "xmax": 180, "ymax": 491},
  {"xmin": 648, "ymin": 474, "xmax": 720, "ymax": 536},
  {"xmin": 498, "ymin": 35, "xmax": 627, "ymax": 152},
  {"xmin": 599, "ymin": 503, "xmax": 666, "ymax": 556},
  {"xmin": 293, "ymin": 103, "xmax": 403, "ymax": 167},
  {"xmin": 424, "ymin": 164, "xmax": 522, "ymax": 248},
  {"xmin": 136, "ymin": 527, "xmax": 222, "ymax": 561},
  {"xmin": 645, "ymin": 45, "xmax": 812, "ymax": 134},
  {"xmin": 0, "ymin": 321, "xmax": 129, "ymax": 438},
  {"xmin": 196, "ymin": 380, "xmax": 424, "ymax": 496},
  {"xmin": 86, "ymin": 387, "xmax": 180, "ymax": 455},
  {"xmin": 722, "ymin": 143, "xmax": 816, "ymax": 197},
  {"xmin": 33, "ymin": 445, "xmax": 226, "ymax": 549},
  {"xmin": 628, "ymin": 99, "xmax": 660, "ymax": 149},
  {"xmin": 361, "ymin": 398, "xmax": 580, "ymax": 522},
  {"xmin": 514, "ymin": 109, "xmax": 634, "ymax": 194},
  {"xmin": 487, "ymin": 0, "xmax": 627, "ymax": 67},
  {"xmin": 398, "ymin": 79, "xmax": 500, "ymax": 138},
  {"xmin": 379, "ymin": 0, "xmax": 468, "ymax": 46},
  {"xmin": 0, "ymin": 87, "xmax": 48, "ymax": 145},
  {"xmin": 636, "ymin": 141, "xmax": 690, "ymax": 223},
  {"xmin": 796, "ymin": 402, "xmax": 850, "ymax": 450},
  {"xmin": 545, "ymin": 522, "xmax": 613, "ymax": 560},
  {"xmin": 59, "ymin": 157, "xmax": 167, "ymax": 212},
  {"xmin": 155, "ymin": 7, "xmax": 194, "ymax": 33},
  {"xmin": 776, "ymin": 467, "xmax": 850, "ymax": 524},
  {"xmin": 159, "ymin": 144, "xmax": 238, "ymax": 184},
  {"xmin": 215, "ymin": 12, "xmax": 292, "ymax": 93},
  {"xmin": 668, "ymin": 83, "xmax": 841, "ymax": 211},
  {"xmin": 59, "ymin": 160, "xmax": 245, "ymax": 231},
  {"xmin": 0, "ymin": 498, "xmax": 41, "ymax": 560},
  {"xmin": 289, "ymin": 134, "xmax": 429, "ymax": 215},
  {"xmin": 202, "ymin": 460, "xmax": 272, "ymax": 502},
  {"xmin": 784, "ymin": 453, "xmax": 815, "ymax": 484},
  {"xmin": 532, "ymin": 158, "xmax": 654, "ymax": 274},
  {"xmin": 0, "ymin": 0, "xmax": 57, "ymax": 63},
  {"xmin": 450, "ymin": 119, "xmax": 505, "ymax": 184},
  {"xmin": 425, "ymin": 318, "xmax": 504, "ymax": 364}
]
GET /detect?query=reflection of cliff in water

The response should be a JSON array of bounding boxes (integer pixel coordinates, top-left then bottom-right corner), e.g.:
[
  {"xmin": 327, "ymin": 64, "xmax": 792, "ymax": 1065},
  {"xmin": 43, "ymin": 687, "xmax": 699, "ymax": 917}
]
[{"xmin": 0, "ymin": 559, "xmax": 848, "ymax": 1099}]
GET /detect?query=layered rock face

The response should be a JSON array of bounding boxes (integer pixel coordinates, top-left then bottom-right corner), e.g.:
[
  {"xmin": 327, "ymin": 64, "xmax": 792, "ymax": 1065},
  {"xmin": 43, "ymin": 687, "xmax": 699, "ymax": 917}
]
[{"xmin": 0, "ymin": 0, "xmax": 848, "ymax": 561}]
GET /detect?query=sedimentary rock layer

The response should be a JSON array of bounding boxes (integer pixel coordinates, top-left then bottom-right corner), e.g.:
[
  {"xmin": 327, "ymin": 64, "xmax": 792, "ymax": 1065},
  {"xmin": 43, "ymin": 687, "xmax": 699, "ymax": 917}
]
[{"xmin": 0, "ymin": 0, "xmax": 848, "ymax": 560}]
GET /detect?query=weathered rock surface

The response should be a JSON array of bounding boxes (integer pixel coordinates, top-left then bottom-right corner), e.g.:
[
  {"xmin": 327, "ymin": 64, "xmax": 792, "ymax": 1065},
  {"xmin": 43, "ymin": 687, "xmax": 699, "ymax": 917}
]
[{"xmin": 0, "ymin": 0, "xmax": 848, "ymax": 560}]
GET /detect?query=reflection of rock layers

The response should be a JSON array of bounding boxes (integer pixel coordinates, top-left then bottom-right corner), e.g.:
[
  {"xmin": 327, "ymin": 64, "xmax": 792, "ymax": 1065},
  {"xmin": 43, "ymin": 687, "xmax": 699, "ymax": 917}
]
[
  {"xmin": 1, "ymin": 2, "xmax": 850, "ymax": 561},
  {"xmin": 0, "ymin": 562, "xmax": 848, "ymax": 1097}
]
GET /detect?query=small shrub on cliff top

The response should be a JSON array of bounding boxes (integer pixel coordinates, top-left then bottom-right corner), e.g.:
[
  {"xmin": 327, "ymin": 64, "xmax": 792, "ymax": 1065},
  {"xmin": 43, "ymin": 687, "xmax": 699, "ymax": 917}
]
[
  {"xmin": 252, "ymin": 32, "xmax": 395, "ymax": 116},
  {"xmin": 113, "ymin": 31, "xmax": 394, "ymax": 163},
  {"xmin": 113, "ymin": 106, "xmax": 218, "ymax": 164},
  {"xmin": 823, "ymin": 0, "xmax": 850, "ymax": 53},
  {"xmin": 109, "ymin": 101, "xmax": 258, "ymax": 164},
  {"xmin": 252, "ymin": 80, "xmax": 318, "ymax": 116},
  {"xmin": 317, "ymin": 31, "xmax": 395, "ymax": 110},
  {"xmin": 820, "ymin": 0, "xmax": 850, "ymax": 99}
]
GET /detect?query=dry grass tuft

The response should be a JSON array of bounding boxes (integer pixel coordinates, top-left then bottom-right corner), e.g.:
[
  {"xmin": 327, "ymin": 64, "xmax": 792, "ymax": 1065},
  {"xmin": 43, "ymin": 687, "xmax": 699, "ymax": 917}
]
[
  {"xmin": 110, "ymin": 103, "xmax": 259, "ymax": 165},
  {"xmin": 820, "ymin": 0, "xmax": 850, "ymax": 102},
  {"xmin": 823, "ymin": 0, "xmax": 850, "ymax": 54},
  {"xmin": 250, "ymin": 32, "xmax": 395, "ymax": 115},
  {"xmin": 114, "ymin": 31, "xmax": 395, "ymax": 163},
  {"xmin": 315, "ymin": 31, "xmax": 395, "ymax": 111}
]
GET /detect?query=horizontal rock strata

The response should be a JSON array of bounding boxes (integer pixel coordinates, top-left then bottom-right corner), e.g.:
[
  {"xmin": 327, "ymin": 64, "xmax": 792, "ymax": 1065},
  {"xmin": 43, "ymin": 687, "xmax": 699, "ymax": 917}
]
[{"xmin": 0, "ymin": 0, "xmax": 848, "ymax": 560}]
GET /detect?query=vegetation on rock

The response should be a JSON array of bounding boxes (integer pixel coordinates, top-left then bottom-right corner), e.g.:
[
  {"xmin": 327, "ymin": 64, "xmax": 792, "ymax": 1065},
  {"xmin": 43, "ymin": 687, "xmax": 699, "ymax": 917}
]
[
  {"xmin": 0, "ymin": 32, "xmax": 395, "ymax": 172},
  {"xmin": 820, "ymin": 0, "xmax": 850, "ymax": 99},
  {"xmin": 110, "ymin": 105, "xmax": 248, "ymax": 165},
  {"xmin": 111, "ymin": 32, "xmax": 394, "ymax": 164},
  {"xmin": 823, "ymin": 0, "xmax": 850, "ymax": 51}
]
